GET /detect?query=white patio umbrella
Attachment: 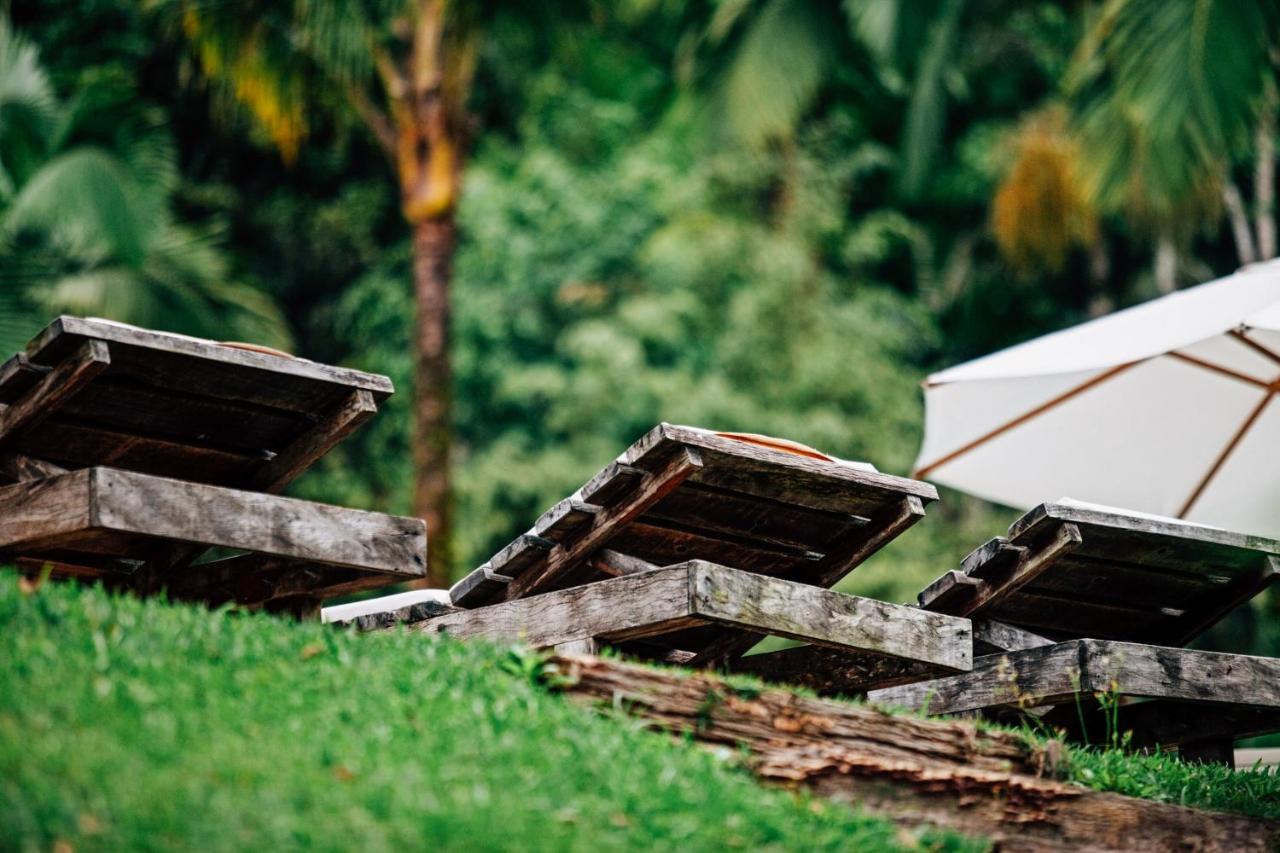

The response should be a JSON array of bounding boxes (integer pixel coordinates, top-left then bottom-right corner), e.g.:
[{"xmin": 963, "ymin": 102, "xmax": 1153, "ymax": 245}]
[{"xmin": 916, "ymin": 259, "xmax": 1280, "ymax": 537}]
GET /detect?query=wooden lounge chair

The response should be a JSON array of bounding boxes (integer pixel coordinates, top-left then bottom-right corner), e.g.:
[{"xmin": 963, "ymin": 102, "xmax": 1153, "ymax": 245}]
[
  {"xmin": 346, "ymin": 424, "xmax": 961, "ymax": 674},
  {"xmin": 868, "ymin": 502, "xmax": 1280, "ymax": 764},
  {"xmin": 0, "ymin": 317, "xmax": 427, "ymax": 614}
]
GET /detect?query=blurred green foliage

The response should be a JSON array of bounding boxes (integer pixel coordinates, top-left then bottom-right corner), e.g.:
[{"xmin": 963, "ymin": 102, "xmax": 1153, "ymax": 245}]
[{"xmin": 5, "ymin": 0, "xmax": 1279, "ymax": 656}]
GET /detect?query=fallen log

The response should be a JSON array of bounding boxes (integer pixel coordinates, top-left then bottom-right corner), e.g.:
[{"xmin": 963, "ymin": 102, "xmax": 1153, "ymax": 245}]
[{"xmin": 548, "ymin": 653, "xmax": 1280, "ymax": 852}]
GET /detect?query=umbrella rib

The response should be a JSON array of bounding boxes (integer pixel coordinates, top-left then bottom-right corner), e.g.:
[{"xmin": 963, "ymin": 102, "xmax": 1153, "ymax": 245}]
[
  {"xmin": 1166, "ymin": 351, "xmax": 1270, "ymax": 389},
  {"xmin": 1177, "ymin": 389, "xmax": 1277, "ymax": 519},
  {"xmin": 1228, "ymin": 328, "xmax": 1280, "ymax": 368},
  {"xmin": 914, "ymin": 361, "xmax": 1142, "ymax": 479}
]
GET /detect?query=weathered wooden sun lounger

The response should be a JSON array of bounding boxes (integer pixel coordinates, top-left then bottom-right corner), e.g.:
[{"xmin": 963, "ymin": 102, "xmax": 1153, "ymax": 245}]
[
  {"xmin": 359, "ymin": 560, "xmax": 973, "ymax": 677},
  {"xmin": 0, "ymin": 317, "xmax": 427, "ymax": 613},
  {"xmin": 345, "ymin": 424, "xmax": 959, "ymax": 673},
  {"xmin": 437, "ymin": 424, "xmax": 941, "ymax": 666},
  {"xmin": 867, "ymin": 502, "xmax": 1280, "ymax": 764}
]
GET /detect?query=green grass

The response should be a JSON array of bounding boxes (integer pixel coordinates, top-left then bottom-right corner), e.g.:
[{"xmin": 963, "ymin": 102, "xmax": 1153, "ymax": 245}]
[
  {"xmin": 5, "ymin": 580, "xmax": 1280, "ymax": 853},
  {"xmin": 0, "ymin": 578, "xmax": 978, "ymax": 852}
]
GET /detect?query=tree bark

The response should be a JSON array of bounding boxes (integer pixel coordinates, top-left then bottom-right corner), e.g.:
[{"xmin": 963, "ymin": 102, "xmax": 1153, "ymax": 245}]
[
  {"xmin": 1256, "ymin": 107, "xmax": 1276, "ymax": 260},
  {"xmin": 412, "ymin": 217, "xmax": 455, "ymax": 587},
  {"xmin": 550, "ymin": 653, "xmax": 1280, "ymax": 852},
  {"xmin": 1154, "ymin": 232, "xmax": 1178, "ymax": 294},
  {"xmin": 1223, "ymin": 179, "xmax": 1259, "ymax": 266}
]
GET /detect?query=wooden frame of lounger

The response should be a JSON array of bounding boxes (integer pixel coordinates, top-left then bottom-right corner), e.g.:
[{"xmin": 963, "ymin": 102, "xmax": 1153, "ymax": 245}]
[
  {"xmin": 382, "ymin": 561, "xmax": 973, "ymax": 675},
  {"xmin": 0, "ymin": 317, "xmax": 425, "ymax": 611},
  {"xmin": 867, "ymin": 639, "xmax": 1280, "ymax": 766},
  {"xmin": 448, "ymin": 423, "xmax": 938, "ymax": 664}
]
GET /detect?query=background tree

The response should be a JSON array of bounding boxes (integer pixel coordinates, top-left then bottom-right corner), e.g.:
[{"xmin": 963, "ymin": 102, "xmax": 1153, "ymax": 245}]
[
  {"xmin": 153, "ymin": 0, "xmax": 490, "ymax": 584},
  {"xmin": 0, "ymin": 15, "xmax": 288, "ymax": 353}
]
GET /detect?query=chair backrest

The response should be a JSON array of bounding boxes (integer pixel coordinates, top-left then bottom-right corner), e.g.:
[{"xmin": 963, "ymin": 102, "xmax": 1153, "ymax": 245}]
[
  {"xmin": 918, "ymin": 501, "xmax": 1280, "ymax": 646},
  {"xmin": 0, "ymin": 316, "xmax": 391, "ymax": 492},
  {"xmin": 450, "ymin": 423, "xmax": 938, "ymax": 623}
]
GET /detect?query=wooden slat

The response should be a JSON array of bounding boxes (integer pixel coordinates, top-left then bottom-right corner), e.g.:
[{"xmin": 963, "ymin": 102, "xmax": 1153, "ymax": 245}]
[
  {"xmin": 624, "ymin": 423, "xmax": 938, "ymax": 508},
  {"xmin": 19, "ymin": 316, "xmax": 392, "ymax": 399},
  {"xmin": 411, "ymin": 562, "xmax": 973, "ymax": 672},
  {"xmin": 503, "ymin": 448, "xmax": 703, "ymax": 600},
  {"xmin": 870, "ymin": 640, "xmax": 1280, "ymax": 716},
  {"xmin": 971, "ymin": 619, "xmax": 1053, "ymax": 654},
  {"xmin": 1009, "ymin": 502, "xmax": 1280, "ymax": 556},
  {"xmin": 687, "ymin": 563, "xmax": 971, "ymax": 672},
  {"xmin": 250, "ymin": 389, "xmax": 378, "ymax": 493},
  {"xmin": 532, "ymin": 498, "xmax": 601, "ymax": 542},
  {"xmin": 487, "ymin": 534, "xmax": 555, "ymax": 579},
  {"xmin": 19, "ymin": 420, "xmax": 261, "ymax": 485},
  {"xmin": 579, "ymin": 462, "xmax": 645, "ymax": 506},
  {"xmin": 448, "ymin": 567, "xmax": 512, "ymax": 608},
  {"xmin": 0, "ymin": 467, "xmax": 426, "ymax": 577},
  {"xmin": 0, "ymin": 340, "xmax": 111, "ymax": 445},
  {"xmin": 685, "ymin": 495, "xmax": 930, "ymax": 668},
  {"xmin": 924, "ymin": 522, "xmax": 1082, "ymax": 618},
  {"xmin": 868, "ymin": 642, "xmax": 1089, "ymax": 714},
  {"xmin": 164, "ymin": 554, "xmax": 397, "ymax": 607},
  {"xmin": 606, "ymin": 520, "xmax": 819, "ymax": 576},
  {"xmin": 643, "ymin": 482, "xmax": 859, "ymax": 552},
  {"xmin": 917, "ymin": 570, "xmax": 982, "ymax": 611}
]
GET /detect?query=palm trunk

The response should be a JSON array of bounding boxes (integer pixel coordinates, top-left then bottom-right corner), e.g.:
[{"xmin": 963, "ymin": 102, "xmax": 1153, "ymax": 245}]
[
  {"xmin": 412, "ymin": 216, "xmax": 455, "ymax": 587},
  {"xmin": 1154, "ymin": 233, "xmax": 1177, "ymax": 294},
  {"xmin": 1222, "ymin": 179, "xmax": 1258, "ymax": 266},
  {"xmin": 1256, "ymin": 107, "xmax": 1276, "ymax": 260}
]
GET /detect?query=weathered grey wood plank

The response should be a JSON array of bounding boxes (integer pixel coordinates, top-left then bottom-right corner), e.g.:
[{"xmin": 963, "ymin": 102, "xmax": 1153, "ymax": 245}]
[
  {"xmin": 415, "ymin": 566, "xmax": 705, "ymax": 646},
  {"xmin": 486, "ymin": 534, "xmax": 555, "ymax": 580},
  {"xmin": 870, "ymin": 640, "xmax": 1280, "ymax": 716},
  {"xmin": 971, "ymin": 618, "xmax": 1053, "ymax": 654},
  {"xmin": 868, "ymin": 641, "xmax": 1087, "ymax": 714},
  {"xmin": 0, "ymin": 467, "xmax": 426, "ymax": 577},
  {"xmin": 1009, "ymin": 501, "xmax": 1280, "ymax": 557},
  {"xmin": 409, "ymin": 561, "xmax": 973, "ymax": 672},
  {"xmin": 922, "ymin": 522, "xmax": 1082, "ymax": 618},
  {"xmin": 532, "ymin": 498, "xmax": 601, "ymax": 542},
  {"xmin": 686, "ymin": 495, "xmax": 928, "ymax": 667},
  {"xmin": 0, "ymin": 339, "xmax": 111, "ymax": 445},
  {"xmin": 688, "ymin": 563, "xmax": 971, "ymax": 671},
  {"xmin": 250, "ymin": 389, "xmax": 378, "ymax": 493},
  {"xmin": 503, "ymin": 448, "xmax": 703, "ymax": 599},
  {"xmin": 579, "ymin": 461, "xmax": 645, "ymax": 506},
  {"xmin": 448, "ymin": 567, "xmax": 512, "ymax": 608},
  {"xmin": 21, "ymin": 316, "xmax": 393, "ymax": 397}
]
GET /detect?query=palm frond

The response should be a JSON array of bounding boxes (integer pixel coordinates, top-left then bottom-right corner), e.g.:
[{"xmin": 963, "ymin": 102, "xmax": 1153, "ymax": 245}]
[
  {"xmin": 711, "ymin": 0, "xmax": 839, "ymax": 146},
  {"xmin": 0, "ymin": 15, "xmax": 58, "ymax": 194},
  {"xmin": 4, "ymin": 148, "xmax": 151, "ymax": 265},
  {"xmin": 1069, "ymin": 0, "xmax": 1279, "ymax": 225}
]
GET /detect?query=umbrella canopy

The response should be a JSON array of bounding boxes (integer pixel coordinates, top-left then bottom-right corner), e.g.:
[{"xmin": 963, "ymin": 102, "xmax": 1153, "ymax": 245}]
[{"xmin": 916, "ymin": 259, "xmax": 1280, "ymax": 537}]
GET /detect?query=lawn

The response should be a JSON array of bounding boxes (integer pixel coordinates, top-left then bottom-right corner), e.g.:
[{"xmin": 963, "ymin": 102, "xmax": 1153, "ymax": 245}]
[
  {"xmin": 3, "ymin": 578, "xmax": 1279, "ymax": 853},
  {"xmin": 0, "ymin": 578, "xmax": 971, "ymax": 852}
]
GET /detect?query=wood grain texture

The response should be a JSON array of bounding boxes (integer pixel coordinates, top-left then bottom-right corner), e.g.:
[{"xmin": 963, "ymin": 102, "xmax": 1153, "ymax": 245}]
[
  {"xmin": 412, "ymin": 562, "xmax": 971, "ymax": 671},
  {"xmin": 688, "ymin": 563, "xmax": 971, "ymax": 671},
  {"xmin": 0, "ymin": 467, "xmax": 426, "ymax": 578},
  {"xmin": 868, "ymin": 639, "xmax": 1280, "ymax": 716},
  {"xmin": 0, "ymin": 339, "xmax": 110, "ymax": 445},
  {"xmin": 19, "ymin": 316, "xmax": 392, "ymax": 397},
  {"xmin": 553, "ymin": 653, "xmax": 1280, "ymax": 852},
  {"xmin": 502, "ymin": 448, "xmax": 703, "ymax": 600},
  {"xmin": 249, "ymin": 389, "xmax": 378, "ymax": 493},
  {"xmin": 919, "ymin": 521, "xmax": 1082, "ymax": 618}
]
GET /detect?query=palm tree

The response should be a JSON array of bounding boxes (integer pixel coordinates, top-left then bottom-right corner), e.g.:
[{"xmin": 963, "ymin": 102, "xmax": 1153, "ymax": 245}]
[
  {"xmin": 689, "ymin": 0, "xmax": 968, "ymax": 198},
  {"xmin": 0, "ymin": 16, "xmax": 289, "ymax": 355},
  {"xmin": 1068, "ymin": 0, "xmax": 1280, "ymax": 291},
  {"xmin": 153, "ymin": 0, "xmax": 511, "ymax": 584}
]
